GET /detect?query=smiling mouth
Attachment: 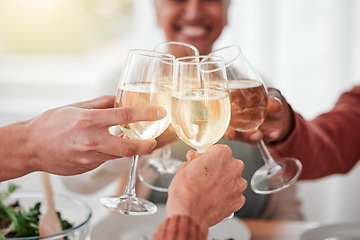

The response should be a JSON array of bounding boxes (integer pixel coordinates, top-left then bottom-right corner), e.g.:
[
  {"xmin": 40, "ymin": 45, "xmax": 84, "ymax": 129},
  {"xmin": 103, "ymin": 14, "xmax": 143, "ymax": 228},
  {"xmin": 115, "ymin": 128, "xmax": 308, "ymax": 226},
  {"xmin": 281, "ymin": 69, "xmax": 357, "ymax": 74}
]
[{"xmin": 178, "ymin": 25, "xmax": 208, "ymax": 38}]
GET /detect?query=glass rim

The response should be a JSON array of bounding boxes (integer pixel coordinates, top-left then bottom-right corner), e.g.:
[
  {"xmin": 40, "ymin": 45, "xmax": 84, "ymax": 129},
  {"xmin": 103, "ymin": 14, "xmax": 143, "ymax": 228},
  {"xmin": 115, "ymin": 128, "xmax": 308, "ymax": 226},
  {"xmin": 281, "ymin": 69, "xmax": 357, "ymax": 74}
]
[
  {"xmin": 153, "ymin": 41, "xmax": 199, "ymax": 56},
  {"xmin": 175, "ymin": 55, "xmax": 226, "ymax": 73},
  {"xmin": 175, "ymin": 55, "xmax": 224, "ymax": 64},
  {"xmin": 210, "ymin": 45, "xmax": 242, "ymax": 67},
  {"xmin": 129, "ymin": 49, "xmax": 175, "ymax": 60}
]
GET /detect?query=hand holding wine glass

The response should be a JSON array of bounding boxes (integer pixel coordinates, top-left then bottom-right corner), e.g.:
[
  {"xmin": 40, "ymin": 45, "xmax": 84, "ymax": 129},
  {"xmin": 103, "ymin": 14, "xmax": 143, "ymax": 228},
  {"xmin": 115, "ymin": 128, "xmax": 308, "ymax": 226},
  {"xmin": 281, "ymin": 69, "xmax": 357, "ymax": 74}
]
[
  {"xmin": 165, "ymin": 144, "xmax": 247, "ymax": 234},
  {"xmin": 100, "ymin": 49, "xmax": 175, "ymax": 215},
  {"xmin": 171, "ymin": 55, "xmax": 236, "ymax": 219},
  {"xmin": 225, "ymin": 87, "xmax": 295, "ymax": 145},
  {"xmin": 211, "ymin": 45, "xmax": 302, "ymax": 194}
]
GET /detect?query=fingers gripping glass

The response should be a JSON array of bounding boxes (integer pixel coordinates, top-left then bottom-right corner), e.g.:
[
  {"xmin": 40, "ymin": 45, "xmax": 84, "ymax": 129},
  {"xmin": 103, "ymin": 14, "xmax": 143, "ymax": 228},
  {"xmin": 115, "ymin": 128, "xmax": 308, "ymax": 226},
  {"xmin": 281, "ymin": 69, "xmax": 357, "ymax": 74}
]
[
  {"xmin": 100, "ymin": 49, "xmax": 174, "ymax": 215},
  {"xmin": 210, "ymin": 45, "xmax": 302, "ymax": 194}
]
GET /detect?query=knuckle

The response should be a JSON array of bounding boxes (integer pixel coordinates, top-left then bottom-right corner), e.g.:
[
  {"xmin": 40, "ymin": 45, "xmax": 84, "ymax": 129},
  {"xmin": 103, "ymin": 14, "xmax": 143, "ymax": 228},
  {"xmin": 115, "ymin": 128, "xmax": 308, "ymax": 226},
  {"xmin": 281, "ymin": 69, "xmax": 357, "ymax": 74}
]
[
  {"xmin": 237, "ymin": 159, "xmax": 245, "ymax": 169},
  {"xmin": 118, "ymin": 107, "xmax": 134, "ymax": 123},
  {"xmin": 238, "ymin": 195, "xmax": 246, "ymax": 207},
  {"xmin": 231, "ymin": 195, "xmax": 246, "ymax": 213},
  {"xmin": 222, "ymin": 145, "xmax": 233, "ymax": 158},
  {"xmin": 74, "ymin": 155, "xmax": 93, "ymax": 166},
  {"xmin": 241, "ymin": 178, "xmax": 248, "ymax": 191},
  {"xmin": 78, "ymin": 140, "xmax": 100, "ymax": 153},
  {"xmin": 119, "ymin": 142, "xmax": 138, "ymax": 157},
  {"xmin": 215, "ymin": 144, "xmax": 232, "ymax": 159},
  {"xmin": 74, "ymin": 111, "xmax": 96, "ymax": 128},
  {"xmin": 74, "ymin": 135, "xmax": 101, "ymax": 152}
]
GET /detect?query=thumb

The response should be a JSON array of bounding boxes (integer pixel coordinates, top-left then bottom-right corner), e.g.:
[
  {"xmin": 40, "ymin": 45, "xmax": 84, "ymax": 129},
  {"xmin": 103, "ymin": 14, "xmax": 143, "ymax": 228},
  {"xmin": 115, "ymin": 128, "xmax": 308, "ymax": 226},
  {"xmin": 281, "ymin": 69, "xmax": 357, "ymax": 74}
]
[{"xmin": 186, "ymin": 150, "xmax": 201, "ymax": 162}]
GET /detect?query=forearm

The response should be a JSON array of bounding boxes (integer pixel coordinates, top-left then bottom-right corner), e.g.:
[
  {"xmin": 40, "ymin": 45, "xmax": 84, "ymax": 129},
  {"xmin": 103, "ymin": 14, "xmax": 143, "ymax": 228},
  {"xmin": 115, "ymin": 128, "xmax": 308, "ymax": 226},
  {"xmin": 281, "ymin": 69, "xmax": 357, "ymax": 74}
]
[
  {"xmin": 0, "ymin": 121, "xmax": 34, "ymax": 181},
  {"xmin": 270, "ymin": 87, "xmax": 360, "ymax": 179}
]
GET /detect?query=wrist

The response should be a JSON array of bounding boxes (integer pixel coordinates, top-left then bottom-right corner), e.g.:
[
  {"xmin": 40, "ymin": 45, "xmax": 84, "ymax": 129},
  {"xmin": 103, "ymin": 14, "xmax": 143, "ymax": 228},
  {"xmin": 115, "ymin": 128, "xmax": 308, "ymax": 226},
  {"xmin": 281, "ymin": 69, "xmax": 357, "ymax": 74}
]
[
  {"xmin": 0, "ymin": 121, "xmax": 34, "ymax": 181},
  {"xmin": 166, "ymin": 198, "xmax": 209, "ymax": 236}
]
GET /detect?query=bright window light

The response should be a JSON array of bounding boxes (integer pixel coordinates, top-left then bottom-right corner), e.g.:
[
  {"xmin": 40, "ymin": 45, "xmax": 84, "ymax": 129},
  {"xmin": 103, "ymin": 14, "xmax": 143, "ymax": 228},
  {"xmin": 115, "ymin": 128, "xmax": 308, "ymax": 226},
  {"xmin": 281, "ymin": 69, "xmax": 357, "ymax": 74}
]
[{"xmin": 0, "ymin": 0, "xmax": 132, "ymax": 55}]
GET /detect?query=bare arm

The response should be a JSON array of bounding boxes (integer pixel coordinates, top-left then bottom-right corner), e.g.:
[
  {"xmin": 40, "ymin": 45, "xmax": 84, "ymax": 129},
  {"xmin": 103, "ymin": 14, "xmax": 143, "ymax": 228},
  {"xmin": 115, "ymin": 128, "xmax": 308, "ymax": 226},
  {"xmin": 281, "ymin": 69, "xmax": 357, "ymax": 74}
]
[{"xmin": 0, "ymin": 95, "xmax": 166, "ymax": 182}]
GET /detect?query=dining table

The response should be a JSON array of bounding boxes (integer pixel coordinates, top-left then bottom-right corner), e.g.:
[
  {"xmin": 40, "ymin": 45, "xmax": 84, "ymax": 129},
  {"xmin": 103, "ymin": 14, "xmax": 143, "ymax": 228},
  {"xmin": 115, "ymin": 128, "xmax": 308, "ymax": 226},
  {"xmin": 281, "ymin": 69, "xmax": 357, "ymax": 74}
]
[
  {"xmin": 89, "ymin": 202, "xmax": 323, "ymax": 240},
  {"xmin": 242, "ymin": 219, "xmax": 320, "ymax": 240}
]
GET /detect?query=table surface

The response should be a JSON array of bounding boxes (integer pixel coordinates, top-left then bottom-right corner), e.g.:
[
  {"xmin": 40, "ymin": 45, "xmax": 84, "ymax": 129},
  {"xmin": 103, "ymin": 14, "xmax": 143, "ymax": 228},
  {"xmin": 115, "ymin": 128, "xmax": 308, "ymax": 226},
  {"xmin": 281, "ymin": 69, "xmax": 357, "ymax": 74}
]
[{"xmin": 242, "ymin": 219, "xmax": 320, "ymax": 240}]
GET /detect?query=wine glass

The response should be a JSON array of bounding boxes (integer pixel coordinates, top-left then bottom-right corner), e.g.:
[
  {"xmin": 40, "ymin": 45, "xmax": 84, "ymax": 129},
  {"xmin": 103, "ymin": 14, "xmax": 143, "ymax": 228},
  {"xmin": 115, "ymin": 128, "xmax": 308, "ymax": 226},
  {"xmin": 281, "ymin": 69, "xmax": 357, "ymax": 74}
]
[
  {"xmin": 138, "ymin": 41, "xmax": 199, "ymax": 192},
  {"xmin": 154, "ymin": 41, "xmax": 199, "ymax": 58},
  {"xmin": 100, "ymin": 49, "xmax": 175, "ymax": 215},
  {"xmin": 172, "ymin": 55, "xmax": 234, "ymax": 219},
  {"xmin": 171, "ymin": 55, "xmax": 230, "ymax": 153},
  {"xmin": 211, "ymin": 45, "xmax": 302, "ymax": 194}
]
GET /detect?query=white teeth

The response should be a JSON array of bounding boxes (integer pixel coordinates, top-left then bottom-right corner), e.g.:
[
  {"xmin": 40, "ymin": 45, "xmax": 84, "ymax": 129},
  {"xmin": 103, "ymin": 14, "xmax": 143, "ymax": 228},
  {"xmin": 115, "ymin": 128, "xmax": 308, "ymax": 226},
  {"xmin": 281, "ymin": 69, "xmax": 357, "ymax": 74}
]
[{"xmin": 181, "ymin": 26, "xmax": 206, "ymax": 37}]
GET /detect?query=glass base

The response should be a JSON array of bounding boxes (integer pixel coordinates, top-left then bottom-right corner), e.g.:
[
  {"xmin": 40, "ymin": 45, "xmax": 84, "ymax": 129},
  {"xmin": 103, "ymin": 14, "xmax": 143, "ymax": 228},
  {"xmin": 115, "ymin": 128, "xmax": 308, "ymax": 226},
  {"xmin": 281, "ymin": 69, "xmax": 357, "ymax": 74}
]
[
  {"xmin": 251, "ymin": 157, "xmax": 302, "ymax": 194},
  {"xmin": 100, "ymin": 195, "xmax": 157, "ymax": 215},
  {"xmin": 138, "ymin": 157, "xmax": 182, "ymax": 192}
]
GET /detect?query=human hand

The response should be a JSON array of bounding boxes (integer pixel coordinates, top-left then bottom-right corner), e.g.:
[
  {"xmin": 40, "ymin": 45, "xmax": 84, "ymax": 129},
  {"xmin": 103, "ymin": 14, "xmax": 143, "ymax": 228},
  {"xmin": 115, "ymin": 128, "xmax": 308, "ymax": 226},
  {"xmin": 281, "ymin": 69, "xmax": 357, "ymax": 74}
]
[
  {"xmin": 23, "ymin": 95, "xmax": 166, "ymax": 176},
  {"xmin": 224, "ymin": 88, "xmax": 294, "ymax": 145},
  {"xmin": 166, "ymin": 144, "xmax": 247, "ymax": 234}
]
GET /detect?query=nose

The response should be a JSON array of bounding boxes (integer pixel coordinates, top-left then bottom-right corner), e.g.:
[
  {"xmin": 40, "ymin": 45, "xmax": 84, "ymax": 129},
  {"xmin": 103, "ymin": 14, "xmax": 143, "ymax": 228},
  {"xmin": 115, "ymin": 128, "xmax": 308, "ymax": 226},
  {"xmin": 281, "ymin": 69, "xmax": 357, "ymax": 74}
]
[{"xmin": 183, "ymin": 0, "xmax": 202, "ymax": 20}]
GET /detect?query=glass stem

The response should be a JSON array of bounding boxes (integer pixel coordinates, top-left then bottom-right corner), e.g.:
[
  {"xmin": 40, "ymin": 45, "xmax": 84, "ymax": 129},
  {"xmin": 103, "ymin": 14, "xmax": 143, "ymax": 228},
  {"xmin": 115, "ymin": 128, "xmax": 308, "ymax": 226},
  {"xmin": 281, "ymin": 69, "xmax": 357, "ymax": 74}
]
[
  {"xmin": 160, "ymin": 145, "xmax": 171, "ymax": 168},
  {"xmin": 257, "ymin": 139, "xmax": 281, "ymax": 174},
  {"xmin": 123, "ymin": 155, "xmax": 139, "ymax": 198}
]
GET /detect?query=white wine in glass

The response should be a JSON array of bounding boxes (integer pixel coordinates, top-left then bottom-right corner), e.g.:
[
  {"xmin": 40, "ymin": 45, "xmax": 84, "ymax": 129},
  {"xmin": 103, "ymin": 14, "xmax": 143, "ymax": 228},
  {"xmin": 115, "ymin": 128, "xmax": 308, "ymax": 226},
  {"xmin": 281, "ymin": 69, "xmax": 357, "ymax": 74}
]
[
  {"xmin": 171, "ymin": 55, "xmax": 230, "ymax": 153},
  {"xmin": 138, "ymin": 41, "xmax": 199, "ymax": 192},
  {"xmin": 211, "ymin": 45, "xmax": 302, "ymax": 194},
  {"xmin": 116, "ymin": 82, "xmax": 171, "ymax": 140},
  {"xmin": 100, "ymin": 49, "xmax": 174, "ymax": 215},
  {"xmin": 171, "ymin": 88, "xmax": 231, "ymax": 153}
]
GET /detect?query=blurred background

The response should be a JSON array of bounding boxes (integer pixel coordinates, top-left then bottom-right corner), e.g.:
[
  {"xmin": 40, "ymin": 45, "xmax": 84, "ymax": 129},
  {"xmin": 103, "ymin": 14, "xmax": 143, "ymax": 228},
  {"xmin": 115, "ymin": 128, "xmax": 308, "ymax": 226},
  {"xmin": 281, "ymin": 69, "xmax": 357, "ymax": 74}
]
[{"xmin": 1, "ymin": 0, "xmax": 360, "ymax": 226}]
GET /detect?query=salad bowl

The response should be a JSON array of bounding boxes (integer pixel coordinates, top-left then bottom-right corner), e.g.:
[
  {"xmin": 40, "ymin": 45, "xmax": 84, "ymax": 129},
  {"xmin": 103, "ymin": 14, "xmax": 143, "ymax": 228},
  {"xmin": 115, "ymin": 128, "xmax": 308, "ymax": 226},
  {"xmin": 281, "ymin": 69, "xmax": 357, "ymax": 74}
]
[{"xmin": 1, "ymin": 191, "xmax": 92, "ymax": 240}]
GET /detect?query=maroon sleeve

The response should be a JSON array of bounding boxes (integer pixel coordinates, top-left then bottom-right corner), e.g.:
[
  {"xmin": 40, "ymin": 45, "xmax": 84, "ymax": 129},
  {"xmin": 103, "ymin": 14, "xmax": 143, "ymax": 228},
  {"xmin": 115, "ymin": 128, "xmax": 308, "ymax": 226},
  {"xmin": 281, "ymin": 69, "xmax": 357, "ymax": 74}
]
[
  {"xmin": 269, "ymin": 85, "xmax": 360, "ymax": 179},
  {"xmin": 153, "ymin": 215, "xmax": 207, "ymax": 240}
]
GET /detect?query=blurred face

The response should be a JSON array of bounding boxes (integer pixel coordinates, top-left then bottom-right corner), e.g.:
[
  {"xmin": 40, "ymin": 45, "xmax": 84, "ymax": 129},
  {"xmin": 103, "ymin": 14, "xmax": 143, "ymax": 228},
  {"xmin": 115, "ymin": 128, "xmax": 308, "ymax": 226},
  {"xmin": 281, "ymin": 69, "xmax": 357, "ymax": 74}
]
[{"xmin": 155, "ymin": 0, "xmax": 230, "ymax": 55}]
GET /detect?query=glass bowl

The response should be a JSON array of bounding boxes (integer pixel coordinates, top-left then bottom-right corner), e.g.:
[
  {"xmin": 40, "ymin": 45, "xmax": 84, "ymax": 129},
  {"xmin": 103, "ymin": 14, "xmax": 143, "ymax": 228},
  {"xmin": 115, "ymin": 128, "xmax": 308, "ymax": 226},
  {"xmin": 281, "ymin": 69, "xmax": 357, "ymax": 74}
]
[{"xmin": 2, "ymin": 192, "xmax": 92, "ymax": 240}]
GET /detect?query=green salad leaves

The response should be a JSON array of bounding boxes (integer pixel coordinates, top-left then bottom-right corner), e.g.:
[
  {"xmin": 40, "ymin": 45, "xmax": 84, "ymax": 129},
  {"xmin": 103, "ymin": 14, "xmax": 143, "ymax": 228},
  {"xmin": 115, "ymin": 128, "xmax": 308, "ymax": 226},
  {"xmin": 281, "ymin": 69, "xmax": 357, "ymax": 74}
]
[{"xmin": 0, "ymin": 184, "xmax": 72, "ymax": 238}]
